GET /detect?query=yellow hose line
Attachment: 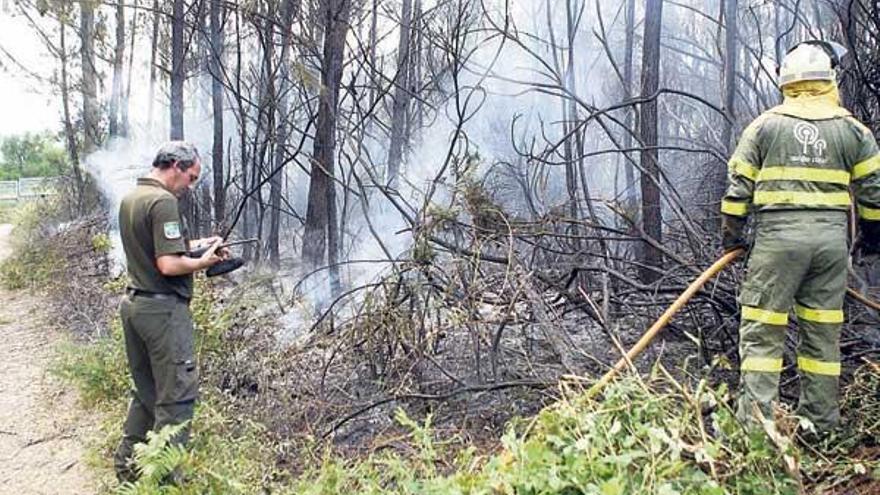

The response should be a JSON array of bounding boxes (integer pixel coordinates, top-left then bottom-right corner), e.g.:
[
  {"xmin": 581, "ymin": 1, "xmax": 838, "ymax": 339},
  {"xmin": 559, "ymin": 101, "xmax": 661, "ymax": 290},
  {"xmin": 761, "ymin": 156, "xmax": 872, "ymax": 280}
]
[
  {"xmin": 581, "ymin": 249, "xmax": 880, "ymax": 398},
  {"xmin": 846, "ymin": 287, "xmax": 880, "ymax": 312},
  {"xmin": 586, "ymin": 248, "xmax": 744, "ymax": 398}
]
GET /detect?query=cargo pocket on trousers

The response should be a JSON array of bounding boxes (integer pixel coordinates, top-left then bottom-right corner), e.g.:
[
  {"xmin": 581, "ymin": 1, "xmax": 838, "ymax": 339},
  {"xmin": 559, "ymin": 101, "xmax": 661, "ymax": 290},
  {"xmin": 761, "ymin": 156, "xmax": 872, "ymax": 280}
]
[
  {"xmin": 173, "ymin": 358, "xmax": 199, "ymax": 403},
  {"xmin": 738, "ymin": 282, "xmax": 763, "ymax": 308}
]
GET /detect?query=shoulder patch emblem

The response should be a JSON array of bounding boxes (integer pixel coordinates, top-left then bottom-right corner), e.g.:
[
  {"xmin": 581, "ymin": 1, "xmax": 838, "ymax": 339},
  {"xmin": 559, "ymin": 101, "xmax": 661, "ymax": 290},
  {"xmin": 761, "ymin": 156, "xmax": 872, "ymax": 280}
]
[{"xmin": 163, "ymin": 221, "xmax": 182, "ymax": 240}]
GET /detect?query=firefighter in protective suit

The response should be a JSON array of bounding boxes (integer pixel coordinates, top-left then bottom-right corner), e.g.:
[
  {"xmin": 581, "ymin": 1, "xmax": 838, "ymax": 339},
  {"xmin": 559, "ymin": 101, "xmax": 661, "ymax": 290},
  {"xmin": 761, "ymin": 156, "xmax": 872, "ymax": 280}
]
[{"xmin": 721, "ymin": 40, "xmax": 880, "ymax": 432}]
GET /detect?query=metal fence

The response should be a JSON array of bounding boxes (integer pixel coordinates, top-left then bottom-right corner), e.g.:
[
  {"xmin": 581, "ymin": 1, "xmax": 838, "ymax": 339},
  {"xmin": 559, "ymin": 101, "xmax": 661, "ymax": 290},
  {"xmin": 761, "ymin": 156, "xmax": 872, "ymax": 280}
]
[{"xmin": 0, "ymin": 177, "xmax": 59, "ymax": 201}]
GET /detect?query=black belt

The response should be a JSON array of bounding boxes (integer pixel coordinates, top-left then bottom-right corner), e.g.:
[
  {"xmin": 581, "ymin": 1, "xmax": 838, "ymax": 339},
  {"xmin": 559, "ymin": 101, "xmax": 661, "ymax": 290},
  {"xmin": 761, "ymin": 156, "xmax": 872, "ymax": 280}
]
[{"xmin": 126, "ymin": 288, "xmax": 189, "ymax": 304}]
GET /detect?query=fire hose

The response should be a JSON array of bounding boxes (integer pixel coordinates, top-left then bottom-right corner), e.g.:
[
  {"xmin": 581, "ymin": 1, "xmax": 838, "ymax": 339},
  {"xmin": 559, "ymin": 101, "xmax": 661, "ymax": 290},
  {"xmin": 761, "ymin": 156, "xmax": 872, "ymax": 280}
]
[{"xmin": 586, "ymin": 248, "xmax": 880, "ymax": 397}]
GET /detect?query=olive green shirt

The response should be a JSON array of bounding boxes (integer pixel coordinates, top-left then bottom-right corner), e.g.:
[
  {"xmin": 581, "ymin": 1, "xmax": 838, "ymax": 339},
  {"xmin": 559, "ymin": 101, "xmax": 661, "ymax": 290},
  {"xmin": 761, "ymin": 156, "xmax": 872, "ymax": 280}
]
[{"xmin": 118, "ymin": 177, "xmax": 192, "ymax": 300}]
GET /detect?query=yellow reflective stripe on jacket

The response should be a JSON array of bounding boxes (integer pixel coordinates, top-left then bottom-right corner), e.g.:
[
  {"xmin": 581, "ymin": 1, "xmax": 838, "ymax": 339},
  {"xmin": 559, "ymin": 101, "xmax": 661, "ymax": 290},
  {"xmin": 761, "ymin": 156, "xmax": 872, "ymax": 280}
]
[
  {"xmin": 757, "ymin": 167, "xmax": 850, "ymax": 185},
  {"xmin": 858, "ymin": 204, "xmax": 880, "ymax": 221},
  {"xmin": 721, "ymin": 200, "xmax": 749, "ymax": 216},
  {"xmin": 753, "ymin": 191, "xmax": 851, "ymax": 207},
  {"xmin": 797, "ymin": 357, "xmax": 841, "ymax": 376},
  {"xmin": 741, "ymin": 357, "xmax": 784, "ymax": 373},
  {"xmin": 852, "ymin": 154, "xmax": 880, "ymax": 180},
  {"xmin": 742, "ymin": 306, "xmax": 788, "ymax": 325},
  {"xmin": 794, "ymin": 304, "xmax": 844, "ymax": 323},
  {"xmin": 730, "ymin": 158, "xmax": 759, "ymax": 181}
]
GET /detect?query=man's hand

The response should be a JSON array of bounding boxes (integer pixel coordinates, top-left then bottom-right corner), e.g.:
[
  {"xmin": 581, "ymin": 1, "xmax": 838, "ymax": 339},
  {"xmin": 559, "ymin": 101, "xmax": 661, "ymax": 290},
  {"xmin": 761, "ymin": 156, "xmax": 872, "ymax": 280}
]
[
  {"xmin": 197, "ymin": 238, "xmax": 224, "ymax": 270},
  {"xmin": 157, "ymin": 238, "xmax": 225, "ymax": 276},
  {"xmin": 721, "ymin": 214, "xmax": 747, "ymax": 253},
  {"xmin": 187, "ymin": 236, "xmax": 230, "ymax": 259},
  {"xmin": 191, "ymin": 236, "xmax": 221, "ymax": 250}
]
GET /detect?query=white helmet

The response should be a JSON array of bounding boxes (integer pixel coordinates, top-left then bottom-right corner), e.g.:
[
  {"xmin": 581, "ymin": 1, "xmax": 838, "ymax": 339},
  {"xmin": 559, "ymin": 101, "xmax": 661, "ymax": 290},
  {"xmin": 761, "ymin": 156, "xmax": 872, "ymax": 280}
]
[{"xmin": 778, "ymin": 40, "xmax": 848, "ymax": 87}]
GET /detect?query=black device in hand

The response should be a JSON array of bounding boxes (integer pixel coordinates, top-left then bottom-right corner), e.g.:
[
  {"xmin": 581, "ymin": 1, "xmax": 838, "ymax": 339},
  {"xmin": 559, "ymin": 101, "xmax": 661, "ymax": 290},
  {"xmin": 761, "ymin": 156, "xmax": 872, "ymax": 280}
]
[{"xmin": 185, "ymin": 238, "xmax": 258, "ymax": 277}]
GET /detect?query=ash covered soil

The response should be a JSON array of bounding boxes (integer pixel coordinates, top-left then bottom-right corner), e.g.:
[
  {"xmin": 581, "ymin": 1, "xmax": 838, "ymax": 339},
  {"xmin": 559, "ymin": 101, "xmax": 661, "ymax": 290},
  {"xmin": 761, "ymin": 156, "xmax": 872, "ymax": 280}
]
[{"xmin": 0, "ymin": 223, "xmax": 98, "ymax": 494}]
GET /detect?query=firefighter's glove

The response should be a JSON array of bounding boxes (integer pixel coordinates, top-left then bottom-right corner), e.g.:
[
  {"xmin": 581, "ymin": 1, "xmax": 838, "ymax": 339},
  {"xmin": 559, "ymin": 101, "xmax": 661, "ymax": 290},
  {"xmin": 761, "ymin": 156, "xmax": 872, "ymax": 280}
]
[
  {"xmin": 858, "ymin": 220, "xmax": 880, "ymax": 256},
  {"xmin": 721, "ymin": 214, "xmax": 747, "ymax": 253}
]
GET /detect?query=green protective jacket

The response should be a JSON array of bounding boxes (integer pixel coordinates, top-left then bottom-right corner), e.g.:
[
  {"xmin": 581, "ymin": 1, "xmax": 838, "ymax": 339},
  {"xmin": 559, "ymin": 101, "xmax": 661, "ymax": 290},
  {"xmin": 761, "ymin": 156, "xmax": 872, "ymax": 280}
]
[
  {"xmin": 721, "ymin": 86, "xmax": 880, "ymax": 220},
  {"xmin": 721, "ymin": 82, "xmax": 880, "ymax": 431}
]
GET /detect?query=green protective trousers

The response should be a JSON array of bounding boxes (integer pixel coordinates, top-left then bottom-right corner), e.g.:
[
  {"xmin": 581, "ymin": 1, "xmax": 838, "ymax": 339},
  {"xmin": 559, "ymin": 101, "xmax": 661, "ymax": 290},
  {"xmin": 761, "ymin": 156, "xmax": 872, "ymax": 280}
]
[
  {"xmin": 736, "ymin": 210, "xmax": 846, "ymax": 432},
  {"xmin": 113, "ymin": 294, "xmax": 199, "ymax": 481}
]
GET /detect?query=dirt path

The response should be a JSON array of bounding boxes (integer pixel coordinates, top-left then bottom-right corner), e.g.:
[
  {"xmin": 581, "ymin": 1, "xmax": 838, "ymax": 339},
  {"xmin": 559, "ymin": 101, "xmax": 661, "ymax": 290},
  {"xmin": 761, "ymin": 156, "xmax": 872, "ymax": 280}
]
[{"xmin": 0, "ymin": 223, "xmax": 98, "ymax": 494}]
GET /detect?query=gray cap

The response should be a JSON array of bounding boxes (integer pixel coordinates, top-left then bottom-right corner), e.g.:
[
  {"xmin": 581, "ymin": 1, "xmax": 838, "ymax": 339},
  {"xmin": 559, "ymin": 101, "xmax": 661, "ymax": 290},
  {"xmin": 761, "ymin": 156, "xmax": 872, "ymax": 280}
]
[{"xmin": 153, "ymin": 141, "xmax": 200, "ymax": 166}]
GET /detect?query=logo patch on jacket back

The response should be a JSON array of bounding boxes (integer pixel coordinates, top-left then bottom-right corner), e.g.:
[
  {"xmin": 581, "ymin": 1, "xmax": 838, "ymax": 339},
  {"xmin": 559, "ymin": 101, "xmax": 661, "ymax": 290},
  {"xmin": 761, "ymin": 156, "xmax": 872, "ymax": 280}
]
[
  {"xmin": 163, "ymin": 221, "xmax": 182, "ymax": 239},
  {"xmin": 792, "ymin": 122, "xmax": 828, "ymax": 163}
]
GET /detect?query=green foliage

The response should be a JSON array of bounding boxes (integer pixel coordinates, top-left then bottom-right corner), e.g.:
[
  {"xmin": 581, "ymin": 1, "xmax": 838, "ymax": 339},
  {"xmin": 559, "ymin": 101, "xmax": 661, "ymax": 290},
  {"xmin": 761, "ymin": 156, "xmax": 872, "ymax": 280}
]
[
  {"xmin": 0, "ymin": 132, "xmax": 68, "ymax": 180},
  {"xmin": 290, "ymin": 374, "xmax": 804, "ymax": 495},
  {"xmin": 51, "ymin": 317, "xmax": 130, "ymax": 407},
  {"xmin": 102, "ymin": 274, "xmax": 130, "ymax": 294},
  {"xmin": 799, "ymin": 363, "xmax": 880, "ymax": 491},
  {"xmin": 6, "ymin": 199, "xmax": 53, "ymax": 248},
  {"xmin": 0, "ymin": 247, "xmax": 58, "ymax": 289},
  {"xmin": 114, "ymin": 408, "xmax": 280, "ymax": 494},
  {"xmin": 116, "ymin": 423, "xmax": 192, "ymax": 494},
  {"xmin": 0, "ymin": 201, "xmax": 62, "ymax": 289},
  {"xmin": 289, "ymin": 410, "xmax": 455, "ymax": 495},
  {"xmin": 92, "ymin": 233, "xmax": 112, "ymax": 253}
]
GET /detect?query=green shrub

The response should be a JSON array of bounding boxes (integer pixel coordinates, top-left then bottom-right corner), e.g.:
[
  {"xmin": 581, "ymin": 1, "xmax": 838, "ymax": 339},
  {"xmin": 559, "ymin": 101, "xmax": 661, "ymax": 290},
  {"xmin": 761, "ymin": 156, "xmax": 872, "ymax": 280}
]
[
  {"xmin": 92, "ymin": 233, "xmax": 112, "ymax": 253},
  {"xmin": 51, "ymin": 317, "xmax": 130, "ymax": 407},
  {"xmin": 290, "ymin": 373, "xmax": 803, "ymax": 495},
  {"xmin": 0, "ymin": 199, "xmax": 63, "ymax": 289}
]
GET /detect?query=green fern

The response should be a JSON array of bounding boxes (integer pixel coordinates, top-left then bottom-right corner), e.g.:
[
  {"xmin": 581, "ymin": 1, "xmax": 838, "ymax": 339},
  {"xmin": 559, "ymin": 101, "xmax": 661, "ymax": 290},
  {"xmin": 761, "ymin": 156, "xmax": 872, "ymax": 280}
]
[{"xmin": 115, "ymin": 422, "xmax": 191, "ymax": 495}]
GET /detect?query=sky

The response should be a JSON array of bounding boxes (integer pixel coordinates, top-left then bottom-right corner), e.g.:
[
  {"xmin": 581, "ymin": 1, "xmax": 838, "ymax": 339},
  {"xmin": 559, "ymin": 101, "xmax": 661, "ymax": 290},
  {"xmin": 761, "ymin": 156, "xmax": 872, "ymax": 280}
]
[{"xmin": 0, "ymin": 7, "xmax": 63, "ymax": 138}]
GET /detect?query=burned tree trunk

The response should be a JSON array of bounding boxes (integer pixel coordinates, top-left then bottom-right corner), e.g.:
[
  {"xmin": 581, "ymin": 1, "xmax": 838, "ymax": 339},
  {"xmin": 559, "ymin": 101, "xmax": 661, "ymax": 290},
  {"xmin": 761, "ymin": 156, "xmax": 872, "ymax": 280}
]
[
  {"xmin": 122, "ymin": 3, "xmax": 137, "ymax": 137},
  {"xmin": 170, "ymin": 0, "xmax": 185, "ymax": 140},
  {"xmin": 638, "ymin": 0, "xmax": 663, "ymax": 283},
  {"xmin": 109, "ymin": 1, "xmax": 125, "ymax": 138},
  {"xmin": 302, "ymin": 0, "xmax": 351, "ymax": 289},
  {"xmin": 59, "ymin": 11, "xmax": 83, "ymax": 210},
  {"xmin": 79, "ymin": 1, "xmax": 100, "ymax": 153},
  {"xmin": 210, "ymin": 0, "xmax": 225, "ymax": 228},
  {"xmin": 148, "ymin": 0, "xmax": 160, "ymax": 133},
  {"xmin": 621, "ymin": 0, "xmax": 637, "ymax": 211},
  {"xmin": 386, "ymin": 0, "xmax": 414, "ymax": 187},
  {"xmin": 59, "ymin": 15, "xmax": 79, "ymax": 169},
  {"xmin": 713, "ymin": 0, "xmax": 738, "ymax": 208},
  {"xmin": 268, "ymin": 0, "xmax": 298, "ymax": 267}
]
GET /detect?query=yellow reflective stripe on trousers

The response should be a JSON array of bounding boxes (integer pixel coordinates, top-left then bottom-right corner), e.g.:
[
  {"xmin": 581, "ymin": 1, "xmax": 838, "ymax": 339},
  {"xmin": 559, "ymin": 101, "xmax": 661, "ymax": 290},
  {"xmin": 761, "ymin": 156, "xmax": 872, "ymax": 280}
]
[
  {"xmin": 795, "ymin": 304, "xmax": 843, "ymax": 323},
  {"xmin": 721, "ymin": 200, "xmax": 749, "ymax": 216},
  {"xmin": 858, "ymin": 204, "xmax": 880, "ymax": 220},
  {"xmin": 757, "ymin": 167, "xmax": 850, "ymax": 185},
  {"xmin": 852, "ymin": 154, "xmax": 880, "ymax": 180},
  {"xmin": 730, "ymin": 158, "xmax": 759, "ymax": 181},
  {"xmin": 742, "ymin": 306, "xmax": 788, "ymax": 325},
  {"xmin": 741, "ymin": 357, "xmax": 784, "ymax": 373},
  {"xmin": 753, "ymin": 190, "xmax": 850, "ymax": 207},
  {"xmin": 797, "ymin": 356, "xmax": 840, "ymax": 376}
]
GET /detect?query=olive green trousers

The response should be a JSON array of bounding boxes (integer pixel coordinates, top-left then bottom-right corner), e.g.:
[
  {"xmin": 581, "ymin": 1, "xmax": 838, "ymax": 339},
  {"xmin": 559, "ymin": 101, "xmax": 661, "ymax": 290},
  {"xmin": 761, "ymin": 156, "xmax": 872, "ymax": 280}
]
[
  {"xmin": 113, "ymin": 295, "xmax": 198, "ymax": 481},
  {"xmin": 736, "ymin": 211, "xmax": 846, "ymax": 432}
]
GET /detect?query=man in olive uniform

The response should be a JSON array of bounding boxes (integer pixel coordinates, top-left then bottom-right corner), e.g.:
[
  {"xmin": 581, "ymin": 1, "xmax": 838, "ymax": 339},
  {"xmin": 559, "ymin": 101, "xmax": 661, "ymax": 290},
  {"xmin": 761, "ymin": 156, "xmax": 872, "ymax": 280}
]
[
  {"xmin": 721, "ymin": 41, "xmax": 880, "ymax": 433},
  {"xmin": 113, "ymin": 141, "xmax": 226, "ymax": 482}
]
